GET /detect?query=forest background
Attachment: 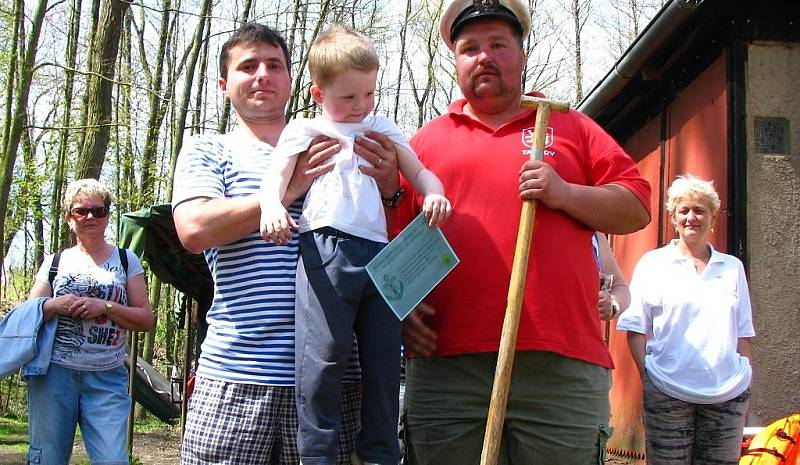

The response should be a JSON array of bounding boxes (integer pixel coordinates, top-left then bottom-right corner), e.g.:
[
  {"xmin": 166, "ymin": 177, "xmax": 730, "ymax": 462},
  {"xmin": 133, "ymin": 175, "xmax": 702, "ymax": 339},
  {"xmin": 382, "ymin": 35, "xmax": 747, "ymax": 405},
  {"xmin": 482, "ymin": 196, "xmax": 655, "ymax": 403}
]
[{"xmin": 0, "ymin": 0, "xmax": 665, "ymax": 419}]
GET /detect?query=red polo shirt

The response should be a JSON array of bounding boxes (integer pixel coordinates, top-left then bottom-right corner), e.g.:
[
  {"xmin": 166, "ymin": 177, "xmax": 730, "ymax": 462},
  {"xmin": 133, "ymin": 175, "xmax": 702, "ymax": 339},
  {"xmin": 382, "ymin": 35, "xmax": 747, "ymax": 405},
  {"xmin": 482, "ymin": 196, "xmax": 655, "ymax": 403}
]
[{"xmin": 397, "ymin": 95, "xmax": 650, "ymax": 368}]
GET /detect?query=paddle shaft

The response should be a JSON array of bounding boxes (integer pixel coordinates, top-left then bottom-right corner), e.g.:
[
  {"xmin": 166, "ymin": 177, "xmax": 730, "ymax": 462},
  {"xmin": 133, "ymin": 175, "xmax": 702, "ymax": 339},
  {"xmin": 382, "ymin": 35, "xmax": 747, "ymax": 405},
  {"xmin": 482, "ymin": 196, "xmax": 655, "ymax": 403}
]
[{"xmin": 479, "ymin": 102, "xmax": 554, "ymax": 465}]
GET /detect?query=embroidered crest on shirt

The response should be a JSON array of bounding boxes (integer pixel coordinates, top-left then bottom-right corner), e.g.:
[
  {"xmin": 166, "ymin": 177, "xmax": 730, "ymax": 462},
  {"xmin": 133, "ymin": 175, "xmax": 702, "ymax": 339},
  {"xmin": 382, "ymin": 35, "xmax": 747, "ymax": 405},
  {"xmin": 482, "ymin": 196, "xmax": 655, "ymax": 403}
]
[{"xmin": 521, "ymin": 126, "xmax": 555, "ymax": 157}]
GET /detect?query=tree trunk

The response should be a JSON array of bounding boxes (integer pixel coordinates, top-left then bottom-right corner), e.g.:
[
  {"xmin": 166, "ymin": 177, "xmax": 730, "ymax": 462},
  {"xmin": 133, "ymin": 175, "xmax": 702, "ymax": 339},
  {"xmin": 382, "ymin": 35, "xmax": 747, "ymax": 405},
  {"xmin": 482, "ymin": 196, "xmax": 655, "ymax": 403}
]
[
  {"xmin": 143, "ymin": 276, "xmax": 161, "ymax": 364},
  {"xmin": 293, "ymin": 0, "xmax": 331, "ymax": 118},
  {"xmin": 405, "ymin": 0, "xmax": 442, "ymax": 128},
  {"xmin": 1, "ymin": 0, "xmax": 21, "ymax": 183},
  {"xmin": 118, "ymin": 11, "xmax": 135, "ymax": 215},
  {"xmin": 51, "ymin": 0, "xmax": 84, "ymax": 253},
  {"xmin": 573, "ymin": 0, "xmax": 582, "ymax": 102},
  {"xmin": 0, "ymin": 0, "xmax": 48, "ymax": 290},
  {"xmin": 191, "ymin": 15, "xmax": 211, "ymax": 135},
  {"xmin": 393, "ymin": 0, "xmax": 412, "ymax": 123},
  {"xmin": 74, "ymin": 0, "xmax": 131, "ymax": 180},
  {"xmin": 164, "ymin": 287, "xmax": 176, "ymax": 367},
  {"xmin": 76, "ymin": 0, "xmax": 104, "ymax": 157},
  {"xmin": 570, "ymin": 0, "xmax": 591, "ymax": 103},
  {"xmin": 136, "ymin": 0, "xmax": 172, "ymax": 208},
  {"xmin": 167, "ymin": 0, "xmax": 211, "ymax": 198},
  {"xmin": 217, "ymin": 0, "xmax": 254, "ymax": 134},
  {"xmin": 21, "ymin": 115, "xmax": 44, "ymax": 268},
  {"xmin": 140, "ymin": 1, "xmax": 170, "ymax": 362}
]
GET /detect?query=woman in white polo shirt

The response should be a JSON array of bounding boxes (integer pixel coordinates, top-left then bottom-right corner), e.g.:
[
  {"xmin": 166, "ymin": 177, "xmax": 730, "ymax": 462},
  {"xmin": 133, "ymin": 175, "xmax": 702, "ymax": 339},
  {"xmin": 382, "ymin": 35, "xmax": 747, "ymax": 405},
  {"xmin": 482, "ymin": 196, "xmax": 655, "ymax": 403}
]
[{"xmin": 617, "ymin": 174, "xmax": 754, "ymax": 465}]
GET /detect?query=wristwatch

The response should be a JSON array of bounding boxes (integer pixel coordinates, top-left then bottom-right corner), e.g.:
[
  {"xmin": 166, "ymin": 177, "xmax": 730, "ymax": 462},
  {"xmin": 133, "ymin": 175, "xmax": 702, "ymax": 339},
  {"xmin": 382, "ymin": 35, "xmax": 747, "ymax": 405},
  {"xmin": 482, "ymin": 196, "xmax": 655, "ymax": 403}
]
[
  {"xmin": 610, "ymin": 299, "xmax": 620, "ymax": 319},
  {"xmin": 381, "ymin": 188, "xmax": 405, "ymax": 208},
  {"xmin": 104, "ymin": 300, "xmax": 113, "ymax": 315}
]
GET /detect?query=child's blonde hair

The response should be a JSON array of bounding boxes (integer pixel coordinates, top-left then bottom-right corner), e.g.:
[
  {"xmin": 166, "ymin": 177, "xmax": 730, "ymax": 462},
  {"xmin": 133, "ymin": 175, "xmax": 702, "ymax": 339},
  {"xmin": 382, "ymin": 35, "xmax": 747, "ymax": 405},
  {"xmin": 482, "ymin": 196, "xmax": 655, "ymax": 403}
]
[{"xmin": 309, "ymin": 25, "xmax": 379, "ymax": 88}]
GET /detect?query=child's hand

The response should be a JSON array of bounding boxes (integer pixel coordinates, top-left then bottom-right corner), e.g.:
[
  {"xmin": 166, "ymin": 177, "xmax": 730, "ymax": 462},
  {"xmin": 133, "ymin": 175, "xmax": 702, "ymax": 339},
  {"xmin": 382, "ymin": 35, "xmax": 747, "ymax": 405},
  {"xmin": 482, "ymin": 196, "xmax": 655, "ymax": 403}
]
[
  {"xmin": 260, "ymin": 204, "xmax": 298, "ymax": 244},
  {"xmin": 422, "ymin": 194, "xmax": 451, "ymax": 227}
]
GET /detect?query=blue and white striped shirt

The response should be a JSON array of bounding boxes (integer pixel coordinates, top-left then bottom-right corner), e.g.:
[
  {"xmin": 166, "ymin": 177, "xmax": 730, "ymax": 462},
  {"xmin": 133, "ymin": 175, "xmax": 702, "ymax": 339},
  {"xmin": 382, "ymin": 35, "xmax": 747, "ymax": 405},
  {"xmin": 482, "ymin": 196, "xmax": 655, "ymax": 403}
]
[{"xmin": 172, "ymin": 133, "xmax": 358, "ymax": 385}]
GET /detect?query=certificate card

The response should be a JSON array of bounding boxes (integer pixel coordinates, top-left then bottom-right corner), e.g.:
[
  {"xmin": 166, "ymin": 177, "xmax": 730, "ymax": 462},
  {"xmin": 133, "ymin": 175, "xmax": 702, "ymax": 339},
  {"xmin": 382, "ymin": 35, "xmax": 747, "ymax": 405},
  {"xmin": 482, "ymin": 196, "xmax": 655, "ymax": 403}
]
[{"xmin": 366, "ymin": 213, "xmax": 459, "ymax": 320}]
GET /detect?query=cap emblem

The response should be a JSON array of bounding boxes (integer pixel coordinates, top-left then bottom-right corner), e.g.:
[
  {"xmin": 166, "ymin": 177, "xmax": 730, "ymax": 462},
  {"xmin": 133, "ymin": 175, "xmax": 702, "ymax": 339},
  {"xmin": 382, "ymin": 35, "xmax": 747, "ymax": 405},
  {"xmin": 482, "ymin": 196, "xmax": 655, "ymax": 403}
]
[{"xmin": 476, "ymin": 0, "xmax": 500, "ymax": 10}]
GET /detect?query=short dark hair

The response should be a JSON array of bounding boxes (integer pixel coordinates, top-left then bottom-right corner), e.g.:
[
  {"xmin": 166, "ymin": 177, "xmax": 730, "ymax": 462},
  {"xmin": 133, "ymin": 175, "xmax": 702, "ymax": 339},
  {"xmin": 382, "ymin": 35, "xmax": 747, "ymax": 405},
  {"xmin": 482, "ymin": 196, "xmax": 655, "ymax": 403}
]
[{"xmin": 219, "ymin": 22, "xmax": 291, "ymax": 78}]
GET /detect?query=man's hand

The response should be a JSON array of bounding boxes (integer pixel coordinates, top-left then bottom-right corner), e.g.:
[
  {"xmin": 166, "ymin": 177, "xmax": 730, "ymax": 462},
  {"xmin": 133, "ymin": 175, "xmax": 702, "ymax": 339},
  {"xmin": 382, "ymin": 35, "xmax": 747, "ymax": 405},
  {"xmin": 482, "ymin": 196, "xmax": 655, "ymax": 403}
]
[
  {"xmin": 518, "ymin": 160, "xmax": 650, "ymax": 233},
  {"xmin": 355, "ymin": 130, "xmax": 400, "ymax": 198},
  {"xmin": 402, "ymin": 302, "xmax": 438, "ymax": 356},
  {"xmin": 518, "ymin": 159, "xmax": 571, "ymax": 210},
  {"xmin": 598, "ymin": 290, "xmax": 614, "ymax": 321},
  {"xmin": 284, "ymin": 136, "xmax": 338, "ymax": 206}
]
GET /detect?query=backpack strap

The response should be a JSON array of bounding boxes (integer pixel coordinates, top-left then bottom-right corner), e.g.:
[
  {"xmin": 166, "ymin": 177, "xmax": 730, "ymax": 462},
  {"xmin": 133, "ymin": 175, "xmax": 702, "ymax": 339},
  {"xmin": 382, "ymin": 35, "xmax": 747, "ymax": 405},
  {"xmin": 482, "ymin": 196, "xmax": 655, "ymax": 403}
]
[
  {"xmin": 48, "ymin": 251, "xmax": 62, "ymax": 290},
  {"xmin": 776, "ymin": 428, "xmax": 797, "ymax": 445},
  {"xmin": 49, "ymin": 248, "xmax": 128, "ymax": 289},
  {"xmin": 118, "ymin": 247, "xmax": 129, "ymax": 279},
  {"xmin": 741, "ymin": 447, "xmax": 787, "ymax": 461}
]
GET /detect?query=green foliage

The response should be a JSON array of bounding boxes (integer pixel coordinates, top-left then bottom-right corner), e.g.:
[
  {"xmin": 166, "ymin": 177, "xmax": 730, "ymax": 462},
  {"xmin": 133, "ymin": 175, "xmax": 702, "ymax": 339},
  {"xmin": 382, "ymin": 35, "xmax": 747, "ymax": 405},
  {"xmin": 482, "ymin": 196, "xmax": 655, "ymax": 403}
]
[
  {"xmin": 133, "ymin": 413, "xmax": 169, "ymax": 433},
  {"xmin": 0, "ymin": 374, "xmax": 28, "ymax": 419},
  {"xmin": 0, "ymin": 415, "xmax": 27, "ymax": 453},
  {"xmin": 2, "ymin": 265, "xmax": 35, "ymax": 302},
  {"xmin": 1, "ymin": 412, "xmax": 175, "ymax": 462},
  {"xmin": 0, "ymin": 0, "xmax": 12, "ymax": 90}
]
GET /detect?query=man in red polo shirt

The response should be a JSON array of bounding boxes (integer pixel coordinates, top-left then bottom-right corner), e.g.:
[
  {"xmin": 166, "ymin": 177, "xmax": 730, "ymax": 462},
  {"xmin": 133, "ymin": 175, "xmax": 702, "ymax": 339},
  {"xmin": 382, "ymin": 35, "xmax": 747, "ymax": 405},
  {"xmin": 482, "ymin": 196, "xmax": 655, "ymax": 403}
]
[{"xmin": 396, "ymin": 1, "xmax": 651, "ymax": 463}]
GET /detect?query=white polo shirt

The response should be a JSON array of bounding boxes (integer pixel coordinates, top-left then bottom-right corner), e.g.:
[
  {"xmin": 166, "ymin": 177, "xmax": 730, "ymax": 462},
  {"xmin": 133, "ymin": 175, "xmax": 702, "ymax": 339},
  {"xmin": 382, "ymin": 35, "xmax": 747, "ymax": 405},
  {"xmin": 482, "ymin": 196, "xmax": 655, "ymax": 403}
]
[{"xmin": 617, "ymin": 240, "xmax": 755, "ymax": 404}]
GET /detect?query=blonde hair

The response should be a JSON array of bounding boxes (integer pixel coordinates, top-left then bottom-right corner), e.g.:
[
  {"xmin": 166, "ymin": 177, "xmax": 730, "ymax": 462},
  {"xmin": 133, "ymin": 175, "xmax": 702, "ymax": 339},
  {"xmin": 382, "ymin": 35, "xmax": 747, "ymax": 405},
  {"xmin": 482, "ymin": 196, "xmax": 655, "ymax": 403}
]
[
  {"xmin": 666, "ymin": 174, "xmax": 721, "ymax": 215},
  {"xmin": 308, "ymin": 25, "xmax": 379, "ymax": 88},
  {"xmin": 62, "ymin": 178, "xmax": 113, "ymax": 215}
]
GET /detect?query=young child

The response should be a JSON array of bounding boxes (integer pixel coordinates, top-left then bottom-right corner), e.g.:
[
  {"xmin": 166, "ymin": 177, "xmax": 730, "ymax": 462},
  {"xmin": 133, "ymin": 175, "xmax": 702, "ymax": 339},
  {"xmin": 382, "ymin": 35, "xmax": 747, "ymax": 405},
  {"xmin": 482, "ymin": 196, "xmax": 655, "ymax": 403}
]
[{"xmin": 259, "ymin": 25, "xmax": 451, "ymax": 465}]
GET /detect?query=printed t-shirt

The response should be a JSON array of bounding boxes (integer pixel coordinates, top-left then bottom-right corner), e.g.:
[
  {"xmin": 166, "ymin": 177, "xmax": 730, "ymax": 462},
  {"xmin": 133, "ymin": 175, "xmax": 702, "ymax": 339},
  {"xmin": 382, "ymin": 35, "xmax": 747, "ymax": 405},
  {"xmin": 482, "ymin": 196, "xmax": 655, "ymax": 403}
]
[{"xmin": 35, "ymin": 248, "xmax": 145, "ymax": 371}]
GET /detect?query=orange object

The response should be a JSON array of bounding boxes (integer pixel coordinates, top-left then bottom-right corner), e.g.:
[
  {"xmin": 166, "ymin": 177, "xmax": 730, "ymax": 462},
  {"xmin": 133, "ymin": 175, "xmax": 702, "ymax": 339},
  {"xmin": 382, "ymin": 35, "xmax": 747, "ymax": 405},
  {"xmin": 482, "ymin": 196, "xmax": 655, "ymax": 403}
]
[{"xmin": 740, "ymin": 413, "xmax": 800, "ymax": 465}]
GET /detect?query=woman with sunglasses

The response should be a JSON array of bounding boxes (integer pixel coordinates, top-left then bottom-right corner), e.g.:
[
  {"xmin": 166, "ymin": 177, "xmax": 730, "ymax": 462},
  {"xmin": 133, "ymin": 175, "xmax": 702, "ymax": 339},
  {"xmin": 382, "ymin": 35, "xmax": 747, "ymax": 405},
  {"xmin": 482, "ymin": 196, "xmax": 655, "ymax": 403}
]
[{"xmin": 26, "ymin": 178, "xmax": 154, "ymax": 465}]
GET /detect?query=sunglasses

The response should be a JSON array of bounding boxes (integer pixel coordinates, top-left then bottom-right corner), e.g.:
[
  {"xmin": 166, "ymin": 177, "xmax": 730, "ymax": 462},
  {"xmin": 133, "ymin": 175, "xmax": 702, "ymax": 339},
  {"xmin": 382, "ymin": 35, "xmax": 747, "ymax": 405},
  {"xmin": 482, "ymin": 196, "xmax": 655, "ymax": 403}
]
[{"xmin": 70, "ymin": 207, "xmax": 110, "ymax": 218}]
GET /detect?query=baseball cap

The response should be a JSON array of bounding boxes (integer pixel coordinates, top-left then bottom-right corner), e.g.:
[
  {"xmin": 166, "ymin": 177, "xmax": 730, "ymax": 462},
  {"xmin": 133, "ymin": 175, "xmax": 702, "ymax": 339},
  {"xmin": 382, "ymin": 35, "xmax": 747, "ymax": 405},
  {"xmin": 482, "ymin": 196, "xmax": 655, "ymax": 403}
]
[{"xmin": 440, "ymin": 0, "xmax": 532, "ymax": 51}]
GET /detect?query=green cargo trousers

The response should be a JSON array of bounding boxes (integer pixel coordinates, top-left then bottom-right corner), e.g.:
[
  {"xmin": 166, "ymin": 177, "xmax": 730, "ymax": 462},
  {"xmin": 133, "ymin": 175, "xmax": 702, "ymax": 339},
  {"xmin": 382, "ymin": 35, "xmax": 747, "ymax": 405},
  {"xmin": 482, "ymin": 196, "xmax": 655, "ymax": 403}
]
[{"xmin": 403, "ymin": 351, "xmax": 612, "ymax": 465}]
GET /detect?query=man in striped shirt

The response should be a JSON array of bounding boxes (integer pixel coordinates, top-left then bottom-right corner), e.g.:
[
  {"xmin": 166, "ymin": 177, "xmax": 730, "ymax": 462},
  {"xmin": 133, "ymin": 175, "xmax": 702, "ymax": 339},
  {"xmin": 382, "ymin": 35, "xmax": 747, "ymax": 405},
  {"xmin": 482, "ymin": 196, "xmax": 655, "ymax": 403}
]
[{"xmin": 172, "ymin": 22, "xmax": 401, "ymax": 465}]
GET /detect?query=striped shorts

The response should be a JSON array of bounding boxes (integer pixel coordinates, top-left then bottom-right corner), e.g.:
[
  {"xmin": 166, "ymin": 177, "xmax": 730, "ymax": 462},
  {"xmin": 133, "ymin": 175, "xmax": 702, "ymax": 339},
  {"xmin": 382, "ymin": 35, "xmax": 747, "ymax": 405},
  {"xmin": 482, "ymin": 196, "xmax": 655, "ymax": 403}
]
[{"xmin": 181, "ymin": 376, "xmax": 360, "ymax": 465}]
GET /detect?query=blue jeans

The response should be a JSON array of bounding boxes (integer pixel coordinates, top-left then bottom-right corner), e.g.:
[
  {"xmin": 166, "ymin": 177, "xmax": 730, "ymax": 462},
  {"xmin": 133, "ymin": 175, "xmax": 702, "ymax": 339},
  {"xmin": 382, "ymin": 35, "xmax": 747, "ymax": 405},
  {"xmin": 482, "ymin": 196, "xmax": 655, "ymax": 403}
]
[{"xmin": 27, "ymin": 363, "xmax": 131, "ymax": 465}]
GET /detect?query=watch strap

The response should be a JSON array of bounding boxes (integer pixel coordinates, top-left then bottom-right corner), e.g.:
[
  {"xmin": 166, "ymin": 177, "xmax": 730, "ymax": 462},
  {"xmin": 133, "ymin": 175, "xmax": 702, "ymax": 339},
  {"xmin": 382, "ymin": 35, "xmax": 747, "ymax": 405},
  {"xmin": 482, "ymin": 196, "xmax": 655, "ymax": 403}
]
[{"xmin": 381, "ymin": 188, "xmax": 405, "ymax": 208}]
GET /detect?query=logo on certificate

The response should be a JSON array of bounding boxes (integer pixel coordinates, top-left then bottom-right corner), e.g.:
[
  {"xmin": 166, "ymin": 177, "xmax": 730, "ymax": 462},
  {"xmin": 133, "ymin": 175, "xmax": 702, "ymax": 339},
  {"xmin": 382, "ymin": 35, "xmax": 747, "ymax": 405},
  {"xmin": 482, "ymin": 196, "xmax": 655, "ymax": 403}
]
[{"xmin": 381, "ymin": 274, "xmax": 405, "ymax": 302}]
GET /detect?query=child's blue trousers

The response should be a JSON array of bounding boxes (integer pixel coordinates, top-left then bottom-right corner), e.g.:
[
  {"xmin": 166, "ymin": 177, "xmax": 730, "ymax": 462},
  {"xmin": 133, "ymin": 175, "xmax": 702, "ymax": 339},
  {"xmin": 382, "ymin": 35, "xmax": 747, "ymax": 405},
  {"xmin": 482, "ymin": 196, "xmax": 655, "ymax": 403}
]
[{"xmin": 295, "ymin": 227, "xmax": 401, "ymax": 465}]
